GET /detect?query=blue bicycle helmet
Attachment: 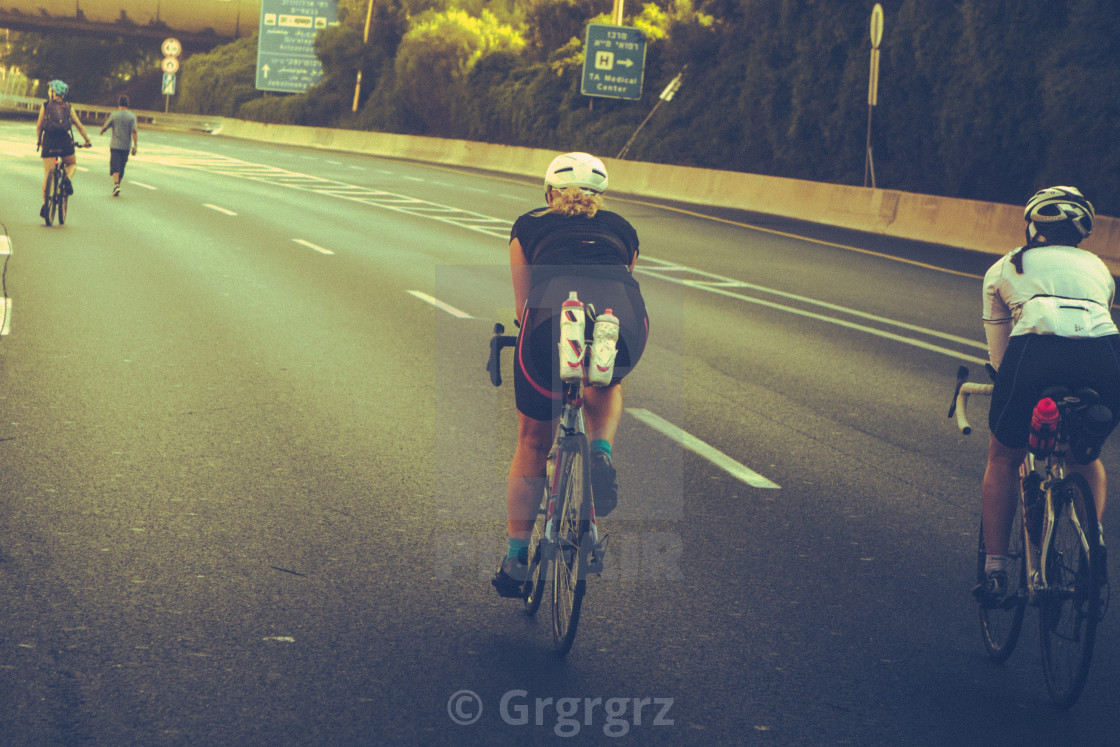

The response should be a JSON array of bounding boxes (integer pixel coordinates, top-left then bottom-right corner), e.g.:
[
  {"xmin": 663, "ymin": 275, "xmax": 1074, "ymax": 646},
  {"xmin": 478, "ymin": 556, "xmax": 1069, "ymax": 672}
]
[{"xmin": 48, "ymin": 79, "xmax": 69, "ymax": 98}]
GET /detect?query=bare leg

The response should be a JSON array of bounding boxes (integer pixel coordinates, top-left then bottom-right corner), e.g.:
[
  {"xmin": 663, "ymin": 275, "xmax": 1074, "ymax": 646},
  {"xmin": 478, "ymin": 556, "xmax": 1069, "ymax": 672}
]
[
  {"xmin": 982, "ymin": 435, "xmax": 1027, "ymax": 556},
  {"xmin": 507, "ymin": 413, "xmax": 555, "ymax": 539},
  {"xmin": 583, "ymin": 383, "xmax": 622, "ymax": 447}
]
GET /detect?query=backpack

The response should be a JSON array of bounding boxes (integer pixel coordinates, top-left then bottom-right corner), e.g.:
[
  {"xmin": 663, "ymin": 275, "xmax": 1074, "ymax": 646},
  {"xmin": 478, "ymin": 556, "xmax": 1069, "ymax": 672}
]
[{"xmin": 43, "ymin": 100, "xmax": 71, "ymax": 135}]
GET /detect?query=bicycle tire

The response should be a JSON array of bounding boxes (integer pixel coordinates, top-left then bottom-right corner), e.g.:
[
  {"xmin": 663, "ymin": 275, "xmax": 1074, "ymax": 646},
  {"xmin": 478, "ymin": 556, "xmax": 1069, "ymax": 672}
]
[
  {"xmin": 1039, "ymin": 473, "xmax": 1101, "ymax": 709},
  {"xmin": 551, "ymin": 433, "xmax": 590, "ymax": 656},
  {"xmin": 523, "ymin": 488, "xmax": 550, "ymax": 615},
  {"xmin": 43, "ymin": 169, "xmax": 57, "ymax": 227},
  {"xmin": 977, "ymin": 512, "xmax": 1027, "ymax": 662},
  {"xmin": 57, "ymin": 189, "xmax": 68, "ymax": 225}
]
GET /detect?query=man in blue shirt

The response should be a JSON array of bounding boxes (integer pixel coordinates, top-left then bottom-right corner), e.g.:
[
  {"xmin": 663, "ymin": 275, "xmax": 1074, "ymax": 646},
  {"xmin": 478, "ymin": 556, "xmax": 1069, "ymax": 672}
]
[{"xmin": 99, "ymin": 95, "xmax": 139, "ymax": 197}]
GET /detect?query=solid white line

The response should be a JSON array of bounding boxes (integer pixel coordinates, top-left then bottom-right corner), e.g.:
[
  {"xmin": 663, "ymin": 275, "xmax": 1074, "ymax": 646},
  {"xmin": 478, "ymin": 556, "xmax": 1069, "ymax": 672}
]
[
  {"xmin": 203, "ymin": 204, "xmax": 237, "ymax": 216},
  {"xmin": 406, "ymin": 291, "xmax": 472, "ymax": 319},
  {"xmin": 293, "ymin": 239, "xmax": 334, "ymax": 255},
  {"xmin": 626, "ymin": 408, "xmax": 781, "ymax": 489},
  {"xmin": 2, "ymin": 298, "xmax": 11, "ymax": 336}
]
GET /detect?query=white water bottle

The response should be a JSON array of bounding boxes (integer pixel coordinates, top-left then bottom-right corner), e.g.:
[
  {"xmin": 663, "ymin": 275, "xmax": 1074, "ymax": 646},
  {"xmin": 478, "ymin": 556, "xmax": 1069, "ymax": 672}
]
[
  {"xmin": 589, "ymin": 308, "xmax": 619, "ymax": 387},
  {"xmin": 558, "ymin": 292, "xmax": 585, "ymax": 382}
]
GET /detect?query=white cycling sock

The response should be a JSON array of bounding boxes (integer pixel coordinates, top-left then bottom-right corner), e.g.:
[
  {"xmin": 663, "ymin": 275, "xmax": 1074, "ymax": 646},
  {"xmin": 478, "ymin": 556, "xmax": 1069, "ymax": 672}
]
[{"xmin": 985, "ymin": 554, "xmax": 1009, "ymax": 575}]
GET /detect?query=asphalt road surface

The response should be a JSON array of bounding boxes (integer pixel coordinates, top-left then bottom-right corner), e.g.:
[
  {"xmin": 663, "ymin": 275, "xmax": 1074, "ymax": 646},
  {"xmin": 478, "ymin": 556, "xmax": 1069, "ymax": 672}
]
[{"xmin": 1, "ymin": 120, "xmax": 1118, "ymax": 745}]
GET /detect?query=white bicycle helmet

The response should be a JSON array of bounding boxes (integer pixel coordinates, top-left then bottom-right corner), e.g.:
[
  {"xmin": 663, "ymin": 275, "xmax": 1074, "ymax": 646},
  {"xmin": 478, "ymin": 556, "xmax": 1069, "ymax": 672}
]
[
  {"xmin": 1025, "ymin": 186, "xmax": 1094, "ymax": 243},
  {"xmin": 544, "ymin": 152, "xmax": 608, "ymax": 196}
]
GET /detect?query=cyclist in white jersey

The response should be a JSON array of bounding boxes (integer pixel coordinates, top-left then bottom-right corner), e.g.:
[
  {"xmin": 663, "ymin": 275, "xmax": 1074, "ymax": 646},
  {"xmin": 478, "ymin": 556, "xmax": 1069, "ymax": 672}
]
[{"xmin": 977, "ymin": 186, "xmax": 1120, "ymax": 601}]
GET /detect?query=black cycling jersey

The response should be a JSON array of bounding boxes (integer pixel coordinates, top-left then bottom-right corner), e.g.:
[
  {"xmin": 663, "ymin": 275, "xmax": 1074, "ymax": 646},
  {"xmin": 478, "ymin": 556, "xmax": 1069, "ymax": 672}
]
[{"xmin": 511, "ymin": 210, "xmax": 639, "ymax": 270}]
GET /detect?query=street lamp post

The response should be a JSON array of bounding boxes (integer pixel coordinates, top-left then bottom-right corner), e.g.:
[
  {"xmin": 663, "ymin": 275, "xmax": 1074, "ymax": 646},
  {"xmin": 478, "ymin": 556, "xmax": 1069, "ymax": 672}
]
[
  {"xmin": 864, "ymin": 4, "xmax": 883, "ymax": 188},
  {"xmin": 353, "ymin": 0, "xmax": 375, "ymax": 112}
]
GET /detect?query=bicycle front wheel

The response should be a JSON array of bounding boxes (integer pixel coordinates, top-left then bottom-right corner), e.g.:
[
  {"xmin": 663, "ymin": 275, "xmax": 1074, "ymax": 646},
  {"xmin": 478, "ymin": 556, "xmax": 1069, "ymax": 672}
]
[
  {"xmin": 977, "ymin": 512, "xmax": 1027, "ymax": 662},
  {"xmin": 1039, "ymin": 473, "xmax": 1101, "ymax": 709},
  {"xmin": 551, "ymin": 434, "xmax": 590, "ymax": 656}
]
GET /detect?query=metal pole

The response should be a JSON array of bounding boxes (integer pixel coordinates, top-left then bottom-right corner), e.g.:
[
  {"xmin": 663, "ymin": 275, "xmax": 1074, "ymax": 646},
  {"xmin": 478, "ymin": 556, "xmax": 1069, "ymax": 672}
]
[
  {"xmin": 612, "ymin": 0, "xmax": 624, "ymax": 25},
  {"xmin": 864, "ymin": 4, "xmax": 883, "ymax": 189},
  {"xmin": 353, "ymin": 0, "xmax": 375, "ymax": 112}
]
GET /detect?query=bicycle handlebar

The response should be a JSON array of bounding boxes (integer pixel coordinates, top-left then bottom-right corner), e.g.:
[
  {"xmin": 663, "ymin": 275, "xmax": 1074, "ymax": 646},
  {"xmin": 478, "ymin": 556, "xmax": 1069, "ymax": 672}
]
[
  {"xmin": 948, "ymin": 366, "xmax": 993, "ymax": 435},
  {"xmin": 487, "ymin": 322, "xmax": 517, "ymax": 387}
]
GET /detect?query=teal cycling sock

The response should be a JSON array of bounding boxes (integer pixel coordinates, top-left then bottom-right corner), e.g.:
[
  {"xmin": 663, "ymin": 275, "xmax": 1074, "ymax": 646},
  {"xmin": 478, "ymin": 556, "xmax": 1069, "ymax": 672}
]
[
  {"xmin": 590, "ymin": 440, "xmax": 612, "ymax": 459},
  {"xmin": 507, "ymin": 538, "xmax": 529, "ymax": 561}
]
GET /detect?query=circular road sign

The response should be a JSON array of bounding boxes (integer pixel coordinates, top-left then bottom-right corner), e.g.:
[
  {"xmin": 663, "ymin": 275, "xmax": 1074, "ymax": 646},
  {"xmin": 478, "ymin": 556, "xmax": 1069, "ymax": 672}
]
[
  {"xmin": 161, "ymin": 57, "xmax": 180, "ymax": 75},
  {"xmin": 162, "ymin": 38, "xmax": 182, "ymax": 58}
]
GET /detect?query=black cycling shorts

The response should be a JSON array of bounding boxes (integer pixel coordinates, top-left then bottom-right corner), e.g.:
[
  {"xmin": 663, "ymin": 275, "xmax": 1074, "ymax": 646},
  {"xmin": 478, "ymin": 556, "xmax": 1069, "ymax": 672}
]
[
  {"xmin": 41, "ymin": 131, "xmax": 74, "ymax": 159},
  {"xmin": 989, "ymin": 334, "xmax": 1120, "ymax": 449},
  {"xmin": 514, "ymin": 272, "xmax": 648, "ymax": 422}
]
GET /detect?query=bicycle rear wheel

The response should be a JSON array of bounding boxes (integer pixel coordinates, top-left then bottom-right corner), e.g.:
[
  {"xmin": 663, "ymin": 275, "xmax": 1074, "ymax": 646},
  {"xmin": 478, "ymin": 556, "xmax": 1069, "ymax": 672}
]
[
  {"xmin": 57, "ymin": 190, "xmax": 68, "ymax": 225},
  {"xmin": 523, "ymin": 489, "xmax": 550, "ymax": 614},
  {"xmin": 977, "ymin": 511, "xmax": 1027, "ymax": 662},
  {"xmin": 1039, "ymin": 473, "xmax": 1101, "ymax": 709},
  {"xmin": 551, "ymin": 434, "xmax": 590, "ymax": 656}
]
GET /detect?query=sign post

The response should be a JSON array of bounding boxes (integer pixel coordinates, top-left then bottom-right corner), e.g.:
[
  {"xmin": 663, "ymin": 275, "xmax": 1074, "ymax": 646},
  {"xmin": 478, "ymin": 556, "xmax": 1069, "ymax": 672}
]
[
  {"xmin": 160, "ymin": 37, "xmax": 181, "ymax": 114},
  {"xmin": 256, "ymin": 0, "xmax": 339, "ymax": 94},
  {"xmin": 864, "ymin": 4, "xmax": 883, "ymax": 188},
  {"xmin": 581, "ymin": 24, "xmax": 647, "ymax": 101}
]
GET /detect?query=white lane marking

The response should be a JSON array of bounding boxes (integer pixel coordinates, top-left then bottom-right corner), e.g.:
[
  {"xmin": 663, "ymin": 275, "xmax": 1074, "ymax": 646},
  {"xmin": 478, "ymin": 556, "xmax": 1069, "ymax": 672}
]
[
  {"xmin": 294, "ymin": 239, "xmax": 334, "ymax": 255},
  {"xmin": 626, "ymin": 408, "xmax": 780, "ymax": 489},
  {"xmin": 636, "ymin": 257, "xmax": 989, "ymax": 366},
  {"xmin": 406, "ymin": 291, "xmax": 472, "ymax": 319},
  {"xmin": 1, "ymin": 298, "xmax": 11, "ymax": 336},
  {"xmin": 130, "ymin": 182, "xmax": 157, "ymax": 191},
  {"xmin": 203, "ymin": 204, "xmax": 237, "ymax": 216},
  {"xmin": 0, "ymin": 236, "xmax": 11, "ymax": 255}
]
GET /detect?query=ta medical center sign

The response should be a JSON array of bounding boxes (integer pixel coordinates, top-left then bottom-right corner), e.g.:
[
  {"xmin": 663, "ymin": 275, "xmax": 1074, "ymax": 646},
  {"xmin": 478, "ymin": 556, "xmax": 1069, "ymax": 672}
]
[
  {"xmin": 581, "ymin": 24, "xmax": 647, "ymax": 101},
  {"xmin": 256, "ymin": 0, "xmax": 338, "ymax": 93}
]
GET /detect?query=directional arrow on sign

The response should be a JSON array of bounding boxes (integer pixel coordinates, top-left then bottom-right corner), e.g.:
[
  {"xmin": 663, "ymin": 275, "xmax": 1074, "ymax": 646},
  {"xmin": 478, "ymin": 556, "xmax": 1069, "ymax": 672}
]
[{"xmin": 617, "ymin": 59, "xmax": 634, "ymax": 68}]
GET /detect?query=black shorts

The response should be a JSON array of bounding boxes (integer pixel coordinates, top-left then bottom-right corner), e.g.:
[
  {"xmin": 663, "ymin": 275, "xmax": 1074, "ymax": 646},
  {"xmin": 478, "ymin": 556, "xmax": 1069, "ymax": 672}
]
[
  {"xmin": 513, "ymin": 271, "xmax": 648, "ymax": 422},
  {"xmin": 110, "ymin": 148, "xmax": 130, "ymax": 176},
  {"xmin": 41, "ymin": 131, "xmax": 74, "ymax": 159},
  {"xmin": 989, "ymin": 334, "xmax": 1120, "ymax": 449}
]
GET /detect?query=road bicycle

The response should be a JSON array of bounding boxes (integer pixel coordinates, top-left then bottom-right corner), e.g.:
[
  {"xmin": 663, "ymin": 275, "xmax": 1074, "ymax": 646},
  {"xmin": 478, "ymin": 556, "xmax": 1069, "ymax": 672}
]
[
  {"xmin": 950, "ymin": 365, "xmax": 1109, "ymax": 708},
  {"xmin": 487, "ymin": 298, "xmax": 610, "ymax": 656},
  {"xmin": 39, "ymin": 142, "xmax": 90, "ymax": 227}
]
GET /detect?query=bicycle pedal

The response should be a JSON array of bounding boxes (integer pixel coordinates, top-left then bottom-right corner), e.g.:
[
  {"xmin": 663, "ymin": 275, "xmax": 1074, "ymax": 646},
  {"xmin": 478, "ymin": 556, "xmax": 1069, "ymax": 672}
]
[{"xmin": 586, "ymin": 535, "xmax": 610, "ymax": 575}]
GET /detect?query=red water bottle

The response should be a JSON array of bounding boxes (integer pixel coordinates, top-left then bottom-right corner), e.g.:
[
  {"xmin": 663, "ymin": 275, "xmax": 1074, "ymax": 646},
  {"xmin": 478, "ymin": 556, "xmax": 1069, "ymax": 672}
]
[{"xmin": 1029, "ymin": 397, "xmax": 1060, "ymax": 456}]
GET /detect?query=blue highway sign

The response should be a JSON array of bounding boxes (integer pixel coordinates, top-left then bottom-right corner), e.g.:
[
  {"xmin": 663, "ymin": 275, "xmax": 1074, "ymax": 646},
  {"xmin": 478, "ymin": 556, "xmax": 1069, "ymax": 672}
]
[
  {"xmin": 581, "ymin": 24, "xmax": 647, "ymax": 101},
  {"xmin": 256, "ymin": 0, "xmax": 338, "ymax": 93}
]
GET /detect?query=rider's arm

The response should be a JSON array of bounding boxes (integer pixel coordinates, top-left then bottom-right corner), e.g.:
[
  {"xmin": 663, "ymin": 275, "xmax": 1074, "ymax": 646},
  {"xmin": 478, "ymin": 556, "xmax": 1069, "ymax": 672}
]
[
  {"xmin": 35, "ymin": 105, "xmax": 44, "ymax": 145},
  {"xmin": 510, "ymin": 238, "xmax": 532, "ymax": 316},
  {"xmin": 982, "ymin": 262, "xmax": 1013, "ymax": 371},
  {"xmin": 70, "ymin": 108, "xmax": 91, "ymax": 144}
]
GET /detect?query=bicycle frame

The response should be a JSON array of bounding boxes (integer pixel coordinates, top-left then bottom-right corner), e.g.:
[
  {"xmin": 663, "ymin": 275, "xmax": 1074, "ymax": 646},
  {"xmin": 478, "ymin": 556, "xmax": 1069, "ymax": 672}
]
[
  {"xmin": 1020, "ymin": 448, "xmax": 1092, "ymax": 605},
  {"xmin": 540, "ymin": 380, "xmax": 604, "ymax": 576}
]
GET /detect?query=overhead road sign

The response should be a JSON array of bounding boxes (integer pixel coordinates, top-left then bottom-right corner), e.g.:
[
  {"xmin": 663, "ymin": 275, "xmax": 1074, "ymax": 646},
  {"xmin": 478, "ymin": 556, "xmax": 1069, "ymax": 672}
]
[
  {"xmin": 256, "ymin": 0, "xmax": 339, "ymax": 94},
  {"xmin": 581, "ymin": 24, "xmax": 646, "ymax": 101}
]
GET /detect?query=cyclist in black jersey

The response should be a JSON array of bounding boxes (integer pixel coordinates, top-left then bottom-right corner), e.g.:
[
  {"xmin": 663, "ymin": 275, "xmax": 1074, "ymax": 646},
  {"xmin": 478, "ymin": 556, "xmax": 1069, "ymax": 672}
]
[
  {"xmin": 492, "ymin": 152, "xmax": 649, "ymax": 597},
  {"xmin": 976, "ymin": 186, "xmax": 1120, "ymax": 602}
]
